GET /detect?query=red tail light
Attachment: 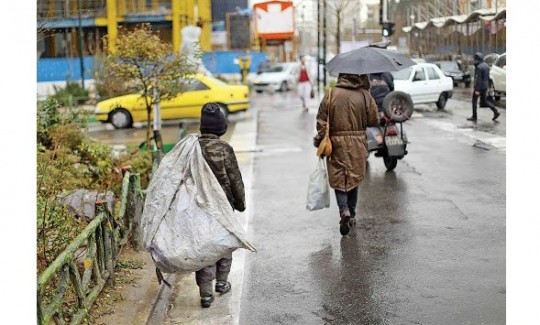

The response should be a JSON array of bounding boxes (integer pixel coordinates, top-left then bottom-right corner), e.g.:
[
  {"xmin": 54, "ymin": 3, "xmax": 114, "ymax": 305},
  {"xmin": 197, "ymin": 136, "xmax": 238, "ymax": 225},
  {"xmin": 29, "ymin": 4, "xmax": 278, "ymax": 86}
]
[{"xmin": 386, "ymin": 125, "xmax": 398, "ymax": 136}]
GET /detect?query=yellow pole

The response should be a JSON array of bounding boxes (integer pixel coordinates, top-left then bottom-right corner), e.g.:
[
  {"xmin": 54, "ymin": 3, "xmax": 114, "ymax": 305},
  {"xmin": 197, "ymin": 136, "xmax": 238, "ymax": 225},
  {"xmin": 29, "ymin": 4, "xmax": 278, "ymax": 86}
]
[
  {"xmin": 198, "ymin": 0, "xmax": 211, "ymax": 50},
  {"xmin": 172, "ymin": 0, "xmax": 181, "ymax": 52},
  {"xmin": 185, "ymin": 0, "xmax": 192, "ymax": 22},
  {"xmin": 152, "ymin": 0, "xmax": 159, "ymax": 11},
  {"xmin": 118, "ymin": 0, "xmax": 126, "ymax": 16},
  {"xmin": 106, "ymin": 0, "xmax": 118, "ymax": 52},
  {"xmin": 48, "ymin": 0, "xmax": 54, "ymax": 18}
]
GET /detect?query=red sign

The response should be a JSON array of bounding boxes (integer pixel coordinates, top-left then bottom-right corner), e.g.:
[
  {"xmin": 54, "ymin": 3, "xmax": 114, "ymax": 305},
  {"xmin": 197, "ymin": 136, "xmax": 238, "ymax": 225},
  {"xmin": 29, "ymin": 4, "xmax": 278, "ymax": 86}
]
[{"xmin": 254, "ymin": 1, "xmax": 295, "ymax": 40}]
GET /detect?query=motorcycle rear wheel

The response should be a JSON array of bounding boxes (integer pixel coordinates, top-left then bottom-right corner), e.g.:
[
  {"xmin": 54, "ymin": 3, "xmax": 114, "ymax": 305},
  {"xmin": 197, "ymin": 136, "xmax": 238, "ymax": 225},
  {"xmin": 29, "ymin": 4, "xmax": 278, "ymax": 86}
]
[{"xmin": 383, "ymin": 156, "xmax": 398, "ymax": 171}]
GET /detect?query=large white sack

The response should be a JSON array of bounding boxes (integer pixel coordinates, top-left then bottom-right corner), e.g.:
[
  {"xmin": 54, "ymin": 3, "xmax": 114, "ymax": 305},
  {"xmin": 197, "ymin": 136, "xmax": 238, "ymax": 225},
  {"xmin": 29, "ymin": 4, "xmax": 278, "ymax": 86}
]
[{"xmin": 141, "ymin": 134, "xmax": 255, "ymax": 273}]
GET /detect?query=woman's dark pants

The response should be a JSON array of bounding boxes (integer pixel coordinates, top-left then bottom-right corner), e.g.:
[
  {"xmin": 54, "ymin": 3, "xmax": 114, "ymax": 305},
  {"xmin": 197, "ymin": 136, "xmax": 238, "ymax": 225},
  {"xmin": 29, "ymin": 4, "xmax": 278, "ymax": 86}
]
[{"xmin": 334, "ymin": 186, "xmax": 359, "ymax": 218}]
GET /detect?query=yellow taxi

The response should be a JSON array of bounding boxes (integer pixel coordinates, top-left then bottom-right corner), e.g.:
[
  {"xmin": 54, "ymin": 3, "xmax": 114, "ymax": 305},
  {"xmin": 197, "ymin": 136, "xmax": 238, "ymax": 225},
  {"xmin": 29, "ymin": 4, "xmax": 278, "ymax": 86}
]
[{"xmin": 94, "ymin": 74, "xmax": 249, "ymax": 128}]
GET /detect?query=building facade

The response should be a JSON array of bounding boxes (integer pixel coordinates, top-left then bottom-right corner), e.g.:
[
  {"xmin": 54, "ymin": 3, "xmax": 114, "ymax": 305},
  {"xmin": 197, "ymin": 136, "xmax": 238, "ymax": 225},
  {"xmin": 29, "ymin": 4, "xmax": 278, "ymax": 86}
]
[{"xmin": 37, "ymin": 0, "xmax": 212, "ymax": 58}]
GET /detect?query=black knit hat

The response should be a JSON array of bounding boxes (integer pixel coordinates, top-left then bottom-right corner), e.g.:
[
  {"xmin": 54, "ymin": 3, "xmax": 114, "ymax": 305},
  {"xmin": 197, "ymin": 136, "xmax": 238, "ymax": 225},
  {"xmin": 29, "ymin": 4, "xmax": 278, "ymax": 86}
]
[{"xmin": 200, "ymin": 103, "xmax": 227, "ymax": 136}]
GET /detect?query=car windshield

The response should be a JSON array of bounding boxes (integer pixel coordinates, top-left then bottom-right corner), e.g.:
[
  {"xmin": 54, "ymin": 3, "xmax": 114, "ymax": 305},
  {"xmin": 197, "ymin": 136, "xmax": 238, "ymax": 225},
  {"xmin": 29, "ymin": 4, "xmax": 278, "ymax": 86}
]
[
  {"xmin": 437, "ymin": 62, "xmax": 458, "ymax": 70},
  {"xmin": 391, "ymin": 67, "xmax": 412, "ymax": 80},
  {"xmin": 266, "ymin": 65, "xmax": 285, "ymax": 73}
]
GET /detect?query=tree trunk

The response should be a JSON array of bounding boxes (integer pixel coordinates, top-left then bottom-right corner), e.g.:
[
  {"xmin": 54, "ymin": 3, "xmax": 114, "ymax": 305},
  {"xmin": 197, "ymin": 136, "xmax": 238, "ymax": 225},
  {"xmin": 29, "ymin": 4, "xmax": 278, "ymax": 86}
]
[
  {"xmin": 336, "ymin": 14, "xmax": 341, "ymax": 54},
  {"xmin": 146, "ymin": 106, "xmax": 152, "ymax": 150}
]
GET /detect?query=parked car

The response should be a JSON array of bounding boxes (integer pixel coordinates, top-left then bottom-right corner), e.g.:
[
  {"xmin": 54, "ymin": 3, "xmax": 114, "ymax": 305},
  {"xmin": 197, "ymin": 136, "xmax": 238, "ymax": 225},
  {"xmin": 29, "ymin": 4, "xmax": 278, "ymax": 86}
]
[
  {"xmin": 484, "ymin": 53, "xmax": 500, "ymax": 68},
  {"xmin": 95, "ymin": 74, "xmax": 250, "ymax": 129},
  {"xmin": 489, "ymin": 53, "xmax": 506, "ymax": 101},
  {"xmin": 434, "ymin": 60, "xmax": 471, "ymax": 87},
  {"xmin": 391, "ymin": 63, "xmax": 454, "ymax": 109},
  {"xmin": 252, "ymin": 62, "xmax": 299, "ymax": 93}
]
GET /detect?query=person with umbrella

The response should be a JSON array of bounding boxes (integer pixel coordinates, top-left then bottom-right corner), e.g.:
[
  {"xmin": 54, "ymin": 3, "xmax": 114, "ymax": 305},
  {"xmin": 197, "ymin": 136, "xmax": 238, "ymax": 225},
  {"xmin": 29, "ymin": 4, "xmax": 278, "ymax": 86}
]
[
  {"xmin": 313, "ymin": 73, "xmax": 379, "ymax": 235},
  {"xmin": 314, "ymin": 47, "xmax": 416, "ymax": 235}
]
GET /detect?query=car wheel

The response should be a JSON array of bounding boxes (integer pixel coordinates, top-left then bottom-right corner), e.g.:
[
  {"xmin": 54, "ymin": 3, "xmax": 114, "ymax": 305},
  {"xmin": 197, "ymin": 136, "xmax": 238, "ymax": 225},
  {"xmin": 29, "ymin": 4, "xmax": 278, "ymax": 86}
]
[
  {"xmin": 383, "ymin": 156, "xmax": 398, "ymax": 171},
  {"xmin": 464, "ymin": 80, "xmax": 471, "ymax": 88},
  {"xmin": 436, "ymin": 93, "xmax": 447, "ymax": 109},
  {"xmin": 109, "ymin": 108, "xmax": 133, "ymax": 129},
  {"xmin": 255, "ymin": 90, "xmax": 263, "ymax": 93},
  {"xmin": 381, "ymin": 91, "xmax": 414, "ymax": 123},
  {"xmin": 279, "ymin": 81, "xmax": 288, "ymax": 92}
]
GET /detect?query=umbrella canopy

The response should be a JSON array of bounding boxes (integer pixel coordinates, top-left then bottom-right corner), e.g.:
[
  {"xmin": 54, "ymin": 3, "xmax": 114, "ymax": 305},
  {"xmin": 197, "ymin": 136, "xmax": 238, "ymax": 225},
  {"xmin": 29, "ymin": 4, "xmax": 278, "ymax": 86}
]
[{"xmin": 326, "ymin": 47, "xmax": 417, "ymax": 76}]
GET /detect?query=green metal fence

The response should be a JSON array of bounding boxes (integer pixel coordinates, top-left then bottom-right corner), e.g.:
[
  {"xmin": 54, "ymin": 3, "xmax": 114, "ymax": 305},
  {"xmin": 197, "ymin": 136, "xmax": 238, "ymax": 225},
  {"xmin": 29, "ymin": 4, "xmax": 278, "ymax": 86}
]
[{"xmin": 37, "ymin": 170, "xmax": 144, "ymax": 325}]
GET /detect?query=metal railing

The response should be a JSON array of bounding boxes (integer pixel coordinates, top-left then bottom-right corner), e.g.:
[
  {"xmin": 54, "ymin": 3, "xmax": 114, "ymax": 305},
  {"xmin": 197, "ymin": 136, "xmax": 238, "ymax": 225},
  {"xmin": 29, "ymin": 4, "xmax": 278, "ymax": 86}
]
[{"xmin": 37, "ymin": 170, "xmax": 144, "ymax": 325}]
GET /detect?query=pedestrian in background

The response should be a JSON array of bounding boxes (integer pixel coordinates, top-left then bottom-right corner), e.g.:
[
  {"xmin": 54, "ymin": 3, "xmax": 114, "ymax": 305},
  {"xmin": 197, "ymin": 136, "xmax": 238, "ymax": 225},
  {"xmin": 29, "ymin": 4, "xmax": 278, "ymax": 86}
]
[
  {"xmin": 468, "ymin": 52, "xmax": 500, "ymax": 121},
  {"xmin": 298, "ymin": 55, "xmax": 314, "ymax": 110},
  {"xmin": 196, "ymin": 103, "xmax": 246, "ymax": 308},
  {"xmin": 313, "ymin": 74, "xmax": 379, "ymax": 235}
]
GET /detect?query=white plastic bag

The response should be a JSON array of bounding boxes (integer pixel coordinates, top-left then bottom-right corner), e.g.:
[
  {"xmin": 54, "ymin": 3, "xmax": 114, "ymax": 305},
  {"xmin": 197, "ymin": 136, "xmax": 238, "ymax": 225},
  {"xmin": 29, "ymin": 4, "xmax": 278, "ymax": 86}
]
[
  {"xmin": 306, "ymin": 158, "xmax": 330, "ymax": 211},
  {"xmin": 141, "ymin": 135, "xmax": 255, "ymax": 274}
]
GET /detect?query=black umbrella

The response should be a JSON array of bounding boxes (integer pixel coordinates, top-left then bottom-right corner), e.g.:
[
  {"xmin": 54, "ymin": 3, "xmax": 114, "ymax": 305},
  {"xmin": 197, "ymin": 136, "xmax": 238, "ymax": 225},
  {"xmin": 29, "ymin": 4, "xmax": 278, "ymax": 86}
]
[{"xmin": 326, "ymin": 47, "xmax": 417, "ymax": 76}]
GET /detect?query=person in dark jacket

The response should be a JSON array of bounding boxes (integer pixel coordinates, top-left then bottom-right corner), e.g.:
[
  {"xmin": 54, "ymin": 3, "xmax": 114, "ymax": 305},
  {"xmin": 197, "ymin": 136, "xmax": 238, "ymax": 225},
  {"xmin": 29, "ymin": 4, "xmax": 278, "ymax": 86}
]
[
  {"xmin": 468, "ymin": 52, "xmax": 500, "ymax": 121},
  {"xmin": 313, "ymin": 74, "xmax": 379, "ymax": 236},
  {"xmin": 369, "ymin": 72, "xmax": 394, "ymax": 112},
  {"xmin": 196, "ymin": 103, "xmax": 246, "ymax": 308}
]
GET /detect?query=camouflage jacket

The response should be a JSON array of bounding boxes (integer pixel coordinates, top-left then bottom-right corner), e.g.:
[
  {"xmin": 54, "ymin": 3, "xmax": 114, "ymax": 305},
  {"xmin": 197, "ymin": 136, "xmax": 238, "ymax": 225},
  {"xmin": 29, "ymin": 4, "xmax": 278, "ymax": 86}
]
[{"xmin": 199, "ymin": 134, "xmax": 246, "ymax": 212}]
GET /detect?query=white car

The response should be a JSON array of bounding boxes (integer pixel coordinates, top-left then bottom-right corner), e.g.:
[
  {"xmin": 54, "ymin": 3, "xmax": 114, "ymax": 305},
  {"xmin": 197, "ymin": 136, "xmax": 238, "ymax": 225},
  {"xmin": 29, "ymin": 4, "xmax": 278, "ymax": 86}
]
[
  {"xmin": 489, "ymin": 53, "xmax": 506, "ymax": 101},
  {"xmin": 391, "ymin": 62, "xmax": 454, "ymax": 109},
  {"xmin": 253, "ymin": 62, "xmax": 299, "ymax": 93}
]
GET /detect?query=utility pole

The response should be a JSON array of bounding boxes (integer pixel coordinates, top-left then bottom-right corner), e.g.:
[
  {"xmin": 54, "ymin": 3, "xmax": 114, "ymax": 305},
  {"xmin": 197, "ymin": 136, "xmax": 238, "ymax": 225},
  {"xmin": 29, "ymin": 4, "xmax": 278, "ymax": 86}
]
[
  {"xmin": 323, "ymin": 0, "xmax": 327, "ymax": 88},
  {"xmin": 352, "ymin": 17, "xmax": 357, "ymax": 46},
  {"xmin": 317, "ymin": 0, "xmax": 320, "ymax": 94},
  {"xmin": 77, "ymin": 0, "xmax": 85, "ymax": 89},
  {"xmin": 381, "ymin": 0, "xmax": 388, "ymax": 42}
]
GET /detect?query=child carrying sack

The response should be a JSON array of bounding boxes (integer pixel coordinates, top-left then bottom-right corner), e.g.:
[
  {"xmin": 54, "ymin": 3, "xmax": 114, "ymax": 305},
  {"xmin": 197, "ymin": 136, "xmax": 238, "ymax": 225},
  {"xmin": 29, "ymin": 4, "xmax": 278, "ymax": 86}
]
[
  {"xmin": 141, "ymin": 135, "xmax": 255, "ymax": 276},
  {"xmin": 306, "ymin": 158, "xmax": 330, "ymax": 211}
]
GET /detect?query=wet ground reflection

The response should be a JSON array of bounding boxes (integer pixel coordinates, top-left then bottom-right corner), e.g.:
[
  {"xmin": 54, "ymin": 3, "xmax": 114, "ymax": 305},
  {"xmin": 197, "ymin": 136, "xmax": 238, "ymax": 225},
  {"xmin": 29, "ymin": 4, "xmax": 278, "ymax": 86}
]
[{"xmin": 308, "ymin": 164, "xmax": 416, "ymax": 324}]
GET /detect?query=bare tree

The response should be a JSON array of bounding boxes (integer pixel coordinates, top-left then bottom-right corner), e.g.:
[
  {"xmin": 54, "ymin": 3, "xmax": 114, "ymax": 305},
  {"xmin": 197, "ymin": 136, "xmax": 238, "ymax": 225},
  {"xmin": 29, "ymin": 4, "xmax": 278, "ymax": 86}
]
[{"xmin": 326, "ymin": 0, "xmax": 360, "ymax": 54}]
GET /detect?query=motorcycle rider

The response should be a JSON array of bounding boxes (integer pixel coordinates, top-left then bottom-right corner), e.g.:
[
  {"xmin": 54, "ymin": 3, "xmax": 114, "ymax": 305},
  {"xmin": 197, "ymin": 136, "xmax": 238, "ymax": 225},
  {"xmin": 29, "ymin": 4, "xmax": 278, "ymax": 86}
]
[{"xmin": 369, "ymin": 72, "xmax": 394, "ymax": 125}]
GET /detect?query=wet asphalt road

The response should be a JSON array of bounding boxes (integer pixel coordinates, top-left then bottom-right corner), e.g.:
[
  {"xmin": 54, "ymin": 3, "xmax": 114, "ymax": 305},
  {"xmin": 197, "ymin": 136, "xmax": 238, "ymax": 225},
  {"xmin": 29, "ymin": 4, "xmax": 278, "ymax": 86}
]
[{"xmin": 238, "ymin": 90, "xmax": 505, "ymax": 325}]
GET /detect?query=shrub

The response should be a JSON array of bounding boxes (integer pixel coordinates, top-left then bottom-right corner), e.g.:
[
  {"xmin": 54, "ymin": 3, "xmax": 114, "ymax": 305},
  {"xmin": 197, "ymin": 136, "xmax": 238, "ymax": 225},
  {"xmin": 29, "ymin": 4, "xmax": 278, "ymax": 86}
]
[
  {"xmin": 37, "ymin": 105, "xmax": 152, "ymax": 273},
  {"xmin": 52, "ymin": 82, "xmax": 89, "ymax": 107}
]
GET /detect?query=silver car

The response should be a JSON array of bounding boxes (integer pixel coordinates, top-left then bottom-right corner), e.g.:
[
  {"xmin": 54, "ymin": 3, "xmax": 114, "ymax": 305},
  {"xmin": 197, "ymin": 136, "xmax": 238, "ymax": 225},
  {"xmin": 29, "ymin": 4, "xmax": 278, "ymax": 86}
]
[{"xmin": 252, "ymin": 63, "xmax": 299, "ymax": 93}]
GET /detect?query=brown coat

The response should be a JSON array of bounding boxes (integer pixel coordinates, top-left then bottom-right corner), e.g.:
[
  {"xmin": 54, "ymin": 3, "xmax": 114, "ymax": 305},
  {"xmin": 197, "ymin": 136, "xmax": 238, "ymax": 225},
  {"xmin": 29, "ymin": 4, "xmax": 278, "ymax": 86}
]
[{"xmin": 314, "ymin": 74, "xmax": 379, "ymax": 191}]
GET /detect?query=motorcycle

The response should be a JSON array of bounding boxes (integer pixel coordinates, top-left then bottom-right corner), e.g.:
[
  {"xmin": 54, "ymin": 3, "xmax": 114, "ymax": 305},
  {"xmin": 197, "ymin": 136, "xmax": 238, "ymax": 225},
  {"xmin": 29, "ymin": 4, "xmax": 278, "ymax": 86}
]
[{"xmin": 367, "ymin": 91, "xmax": 413, "ymax": 171}]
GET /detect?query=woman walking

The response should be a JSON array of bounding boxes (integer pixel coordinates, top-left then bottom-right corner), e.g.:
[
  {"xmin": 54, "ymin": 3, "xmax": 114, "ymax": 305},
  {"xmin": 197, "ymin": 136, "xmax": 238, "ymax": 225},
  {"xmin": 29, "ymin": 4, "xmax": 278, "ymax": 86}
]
[
  {"xmin": 313, "ymin": 73, "xmax": 379, "ymax": 235},
  {"xmin": 298, "ymin": 55, "xmax": 314, "ymax": 110}
]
